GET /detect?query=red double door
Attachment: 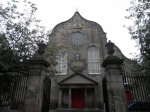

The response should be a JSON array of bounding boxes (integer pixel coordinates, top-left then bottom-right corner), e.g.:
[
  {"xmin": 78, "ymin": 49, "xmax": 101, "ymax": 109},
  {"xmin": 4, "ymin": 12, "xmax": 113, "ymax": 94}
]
[{"xmin": 71, "ymin": 89, "xmax": 85, "ymax": 109}]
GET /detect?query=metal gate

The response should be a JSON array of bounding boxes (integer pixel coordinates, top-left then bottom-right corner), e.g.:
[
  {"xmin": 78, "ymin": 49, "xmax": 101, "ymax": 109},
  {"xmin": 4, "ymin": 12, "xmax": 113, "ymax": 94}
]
[
  {"xmin": 102, "ymin": 77, "xmax": 109, "ymax": 112},
  {"xmin": 41, "ymin": 75, "xmax": 51, "ymax": 112},
  {"xmin": 0, "ymin": 73, "xmax": 28, "ymax": 110},
  {"xmin": 122, "ymin": 71, "xmax": 150, "ymax": 111}
]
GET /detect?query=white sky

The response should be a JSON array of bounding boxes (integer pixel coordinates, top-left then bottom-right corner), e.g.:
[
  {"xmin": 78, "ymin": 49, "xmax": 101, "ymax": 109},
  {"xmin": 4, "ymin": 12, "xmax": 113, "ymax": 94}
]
[{"xmin": 2, "ymin": 0, "xmax": 140, "ymax": 59}]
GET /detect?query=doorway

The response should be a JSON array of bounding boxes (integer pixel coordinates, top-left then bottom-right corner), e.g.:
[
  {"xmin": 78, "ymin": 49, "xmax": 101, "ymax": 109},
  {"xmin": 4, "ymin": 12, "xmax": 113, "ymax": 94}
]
[{"xmin": 71, "ymin": 89, "xmax": 84, "ymax": 109}]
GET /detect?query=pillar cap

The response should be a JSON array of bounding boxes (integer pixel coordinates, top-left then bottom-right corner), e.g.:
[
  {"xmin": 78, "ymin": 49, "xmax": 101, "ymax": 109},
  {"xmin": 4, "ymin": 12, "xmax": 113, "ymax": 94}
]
[{"xmin": 102, "ymin": 56, "xmax": 124, "ymax": 67}]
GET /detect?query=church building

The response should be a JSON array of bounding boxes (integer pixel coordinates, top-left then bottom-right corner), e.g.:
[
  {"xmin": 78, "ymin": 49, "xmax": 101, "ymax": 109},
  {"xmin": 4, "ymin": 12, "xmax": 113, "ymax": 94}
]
[{"xmin": 47, "ymin": 11, "xmax": 131, "ymax": 111}]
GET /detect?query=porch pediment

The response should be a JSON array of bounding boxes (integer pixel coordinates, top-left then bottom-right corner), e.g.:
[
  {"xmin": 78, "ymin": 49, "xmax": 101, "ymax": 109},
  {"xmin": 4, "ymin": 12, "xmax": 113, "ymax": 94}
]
[{"xmin": 58, "ymin": 74, "xmax": 98, "ymax": 85}]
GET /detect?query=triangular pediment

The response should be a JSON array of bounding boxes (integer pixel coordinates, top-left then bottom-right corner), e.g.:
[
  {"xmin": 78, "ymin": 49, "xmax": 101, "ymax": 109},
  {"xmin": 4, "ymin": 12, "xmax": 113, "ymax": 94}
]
[{"xmin": 58, "ymin": 74, "xmax": 98, "ymax": 85}]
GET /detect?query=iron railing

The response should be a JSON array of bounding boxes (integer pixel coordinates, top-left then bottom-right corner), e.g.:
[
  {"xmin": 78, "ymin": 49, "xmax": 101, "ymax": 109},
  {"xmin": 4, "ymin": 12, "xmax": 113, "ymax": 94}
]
[
  {"xmin": 0, "ymin": 73, "xmax": 28, "ymax": 111},
  {"xmin": 122, "ymin": 71, "xmax": 150, "ymax": 111}
]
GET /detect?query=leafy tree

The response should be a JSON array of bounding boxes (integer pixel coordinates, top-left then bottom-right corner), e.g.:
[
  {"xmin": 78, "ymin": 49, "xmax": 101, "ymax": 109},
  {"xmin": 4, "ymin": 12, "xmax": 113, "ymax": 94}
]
[
  {"xmin": 0, "ymin": 1, "xmax": 58, "ymax": 107},
  {"xmin": 0, "ymin": 0, "xmax": 49, "ymax": 73},
  {"xmin": 126, "ymin": 0, "xmax": 150, "ymax": 70}
]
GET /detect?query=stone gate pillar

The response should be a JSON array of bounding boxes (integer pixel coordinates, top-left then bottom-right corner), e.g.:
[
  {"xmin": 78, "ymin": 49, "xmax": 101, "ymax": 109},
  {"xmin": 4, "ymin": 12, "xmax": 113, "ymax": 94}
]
[
  {"xmin": 24, "ymin": 43, "xmax": 50, "ymax": 112},
  {"xmin": 102, "ymin": 41, "xmax": 127, "ymax": 112}
]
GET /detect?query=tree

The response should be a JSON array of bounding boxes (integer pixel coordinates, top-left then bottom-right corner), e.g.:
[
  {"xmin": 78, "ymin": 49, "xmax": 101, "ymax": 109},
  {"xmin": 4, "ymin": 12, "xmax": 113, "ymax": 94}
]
[
  {"xmin": 0, "ymin": 1, "xmax": 58, "ymax": 108},
  {"xmin": 126, "ymin": 0, "xmax": 150, "ymax": 70},
  {"xmin": 0, "ymin": 0, "xmax": 49, "ymax": 73}
]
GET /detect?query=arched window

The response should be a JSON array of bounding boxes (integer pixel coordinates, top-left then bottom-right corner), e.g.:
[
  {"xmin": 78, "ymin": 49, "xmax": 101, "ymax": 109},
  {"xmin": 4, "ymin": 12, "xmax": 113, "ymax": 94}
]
[
  {"xmin": 88, "ymin": 47, "xmax": 100, "ymax": 74},
  {"xmin": 56, "ymin": 48, "xmax": 67, "ymax": 75}
]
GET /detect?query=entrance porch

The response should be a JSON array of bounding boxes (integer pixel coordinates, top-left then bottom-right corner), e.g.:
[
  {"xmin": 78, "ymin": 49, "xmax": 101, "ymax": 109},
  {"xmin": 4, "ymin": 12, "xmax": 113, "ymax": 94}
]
[
  {"xmin": 57, "ymin": 74, "xmax": 99, "ymax": 110},
  {"xmin": 58, "ymin": 87, "xmax": 98, "ymax": 109}
]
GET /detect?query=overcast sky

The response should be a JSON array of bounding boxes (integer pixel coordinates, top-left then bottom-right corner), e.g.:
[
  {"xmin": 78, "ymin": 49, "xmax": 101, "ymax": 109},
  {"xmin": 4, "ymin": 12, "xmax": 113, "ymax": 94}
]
[{"xmin": 2, "ymin": 0, "xmax": 140, "ymax": 59}]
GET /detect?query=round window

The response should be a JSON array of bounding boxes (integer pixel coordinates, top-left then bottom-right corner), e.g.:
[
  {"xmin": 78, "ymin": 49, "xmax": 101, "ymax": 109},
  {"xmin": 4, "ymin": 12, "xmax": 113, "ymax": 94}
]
[{"xmin": 69, "ymin": 32, "xmax": 86, "ymax": 47}]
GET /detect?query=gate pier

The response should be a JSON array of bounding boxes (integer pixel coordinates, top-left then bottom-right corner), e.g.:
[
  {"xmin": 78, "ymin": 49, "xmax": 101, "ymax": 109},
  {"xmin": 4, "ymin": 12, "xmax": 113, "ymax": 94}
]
[
  {"xmin": 102, "ymin": 55, "xmax": 127, "ymax": 112},
  {"xmin": 24, "ymin": 58, "xmax": 50, "ymax": 112}
]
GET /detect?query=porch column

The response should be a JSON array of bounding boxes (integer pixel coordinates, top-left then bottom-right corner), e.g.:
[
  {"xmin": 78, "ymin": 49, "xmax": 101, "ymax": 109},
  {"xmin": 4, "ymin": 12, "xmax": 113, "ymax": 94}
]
[
  {"xmin": 84, "ymin": 88, "xmax": 87, "ymax": 109},
  {"xmin": 94, "ymin": 87, "xmax": 98, "ymax": 109},
  {"xmin": 58, "ymin": 88, "xmax": 62, "ymax": 108},
  {"xmin": 69, "ymin": 88, "xmax": 72, "ymax": 108}
]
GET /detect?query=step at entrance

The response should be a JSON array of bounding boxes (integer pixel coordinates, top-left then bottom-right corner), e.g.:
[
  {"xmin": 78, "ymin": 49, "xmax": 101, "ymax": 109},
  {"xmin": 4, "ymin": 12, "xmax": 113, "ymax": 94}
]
[{"xmin": 54, "ymin": 109, "xmax": 103, "ymax": 112}]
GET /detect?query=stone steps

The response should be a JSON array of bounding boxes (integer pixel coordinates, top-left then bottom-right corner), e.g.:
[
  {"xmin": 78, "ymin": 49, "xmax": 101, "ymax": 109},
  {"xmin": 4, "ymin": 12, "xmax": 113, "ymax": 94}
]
[{"xmin": 53, "ymin": 109, "xmax": 103, "ymax": 112}]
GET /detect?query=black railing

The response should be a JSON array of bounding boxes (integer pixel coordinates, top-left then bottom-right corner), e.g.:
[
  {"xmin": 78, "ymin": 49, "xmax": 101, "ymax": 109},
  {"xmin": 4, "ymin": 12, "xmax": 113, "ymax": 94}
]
[
  {"xmin": 41, "ymin": 75, "xmax": 51, "ymax": 112},
  {"xmin": 122, "ymin": 71, "xmax": 150, "ymax": 111},
  {"xmin": 0, "ymin": 73, "xmax": 28, "ymax": 111}
]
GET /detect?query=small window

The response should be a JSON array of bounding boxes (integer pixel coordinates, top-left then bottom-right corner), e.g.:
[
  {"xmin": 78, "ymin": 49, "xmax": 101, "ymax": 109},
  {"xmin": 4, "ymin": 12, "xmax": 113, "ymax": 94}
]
[
  {"xmin": 88, "ymin": 47, "xmax": 100, "ymax": 74},
  {"xmin": 56, "ymin": 48, "xmax": 67, "ymax": 75}
]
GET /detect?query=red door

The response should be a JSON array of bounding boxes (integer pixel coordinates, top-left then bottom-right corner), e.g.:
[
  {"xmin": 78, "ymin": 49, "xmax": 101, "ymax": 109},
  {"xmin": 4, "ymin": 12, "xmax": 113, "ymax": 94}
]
[{"xmin": 72, "ymin": 89, "xmax": 84, "ymax": 109}]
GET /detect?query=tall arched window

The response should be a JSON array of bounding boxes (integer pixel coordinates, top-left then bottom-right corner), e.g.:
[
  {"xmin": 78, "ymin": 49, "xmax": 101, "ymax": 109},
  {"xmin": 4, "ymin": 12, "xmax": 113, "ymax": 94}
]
[
  {"xmin": 56, "ymin": 48, "xmax": 67, "ymax": 75},
  {"xmin": 88, "ymin": 47, "xmax": 100, "ymax": 74}
]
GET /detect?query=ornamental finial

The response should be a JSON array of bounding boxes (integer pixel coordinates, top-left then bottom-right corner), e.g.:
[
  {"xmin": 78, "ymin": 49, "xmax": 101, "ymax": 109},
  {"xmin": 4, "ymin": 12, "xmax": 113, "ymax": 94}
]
[
  {"xmin": 37, "ymin": 41, "xmax": 46, "ymax": 55},
  {"xmin": 106, "ymin": 40, "xmax": 115, "ymax": 55}
]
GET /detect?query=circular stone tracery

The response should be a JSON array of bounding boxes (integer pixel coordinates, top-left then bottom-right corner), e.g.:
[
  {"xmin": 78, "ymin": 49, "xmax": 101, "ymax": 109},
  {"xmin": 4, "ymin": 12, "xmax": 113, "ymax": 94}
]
[{"xmin": 69, "ymin": 32, "xmax": 86, "ymax": 47}]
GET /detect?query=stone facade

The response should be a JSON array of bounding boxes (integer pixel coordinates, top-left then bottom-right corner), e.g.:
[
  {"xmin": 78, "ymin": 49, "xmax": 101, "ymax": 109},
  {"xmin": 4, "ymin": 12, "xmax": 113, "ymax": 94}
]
[{"xmin": 46, "ymin": 11, "xmax": 130, "ymax": 112}]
